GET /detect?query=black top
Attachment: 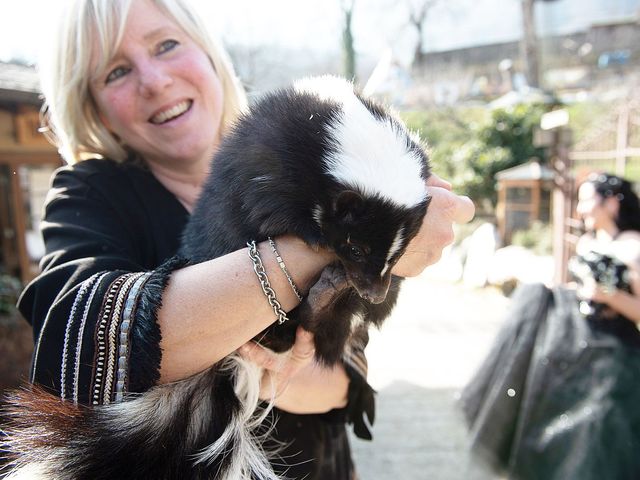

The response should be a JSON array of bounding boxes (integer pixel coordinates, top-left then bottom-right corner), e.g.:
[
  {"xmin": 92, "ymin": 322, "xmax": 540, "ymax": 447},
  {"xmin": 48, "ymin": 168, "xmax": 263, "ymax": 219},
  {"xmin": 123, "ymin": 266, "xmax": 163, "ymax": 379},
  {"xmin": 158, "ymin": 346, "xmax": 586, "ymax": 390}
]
[
  {"xmin": 18, "ymin": 157, "xmax": 373, "ymax": 479},
  {"xmin": 19, "ymin": 158, "xmax": 188, "ymax": 403}
]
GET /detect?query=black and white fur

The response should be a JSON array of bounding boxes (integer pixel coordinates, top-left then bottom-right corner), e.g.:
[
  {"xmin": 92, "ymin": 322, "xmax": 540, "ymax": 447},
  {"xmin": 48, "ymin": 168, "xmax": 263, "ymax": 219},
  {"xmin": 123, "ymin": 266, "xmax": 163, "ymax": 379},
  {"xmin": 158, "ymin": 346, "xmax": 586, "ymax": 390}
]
[{"xmin": 2, "ymin": 76, "xmax": 431, "ymax": 480}]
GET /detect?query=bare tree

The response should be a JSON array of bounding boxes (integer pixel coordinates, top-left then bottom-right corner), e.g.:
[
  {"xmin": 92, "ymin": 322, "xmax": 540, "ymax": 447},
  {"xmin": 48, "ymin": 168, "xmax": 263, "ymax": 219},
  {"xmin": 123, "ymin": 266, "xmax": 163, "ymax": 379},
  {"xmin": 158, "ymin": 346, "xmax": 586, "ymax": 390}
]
[
  {"xmin": 341, "ymin": 0, "xmax": 357, "ymax": 81},
  {"xmin": 521, "ymin": 0, "xmax": 539, "ymax": 87},
  {"xmin": 521, "ymin": 0, "xmax": 560, "ymax": 89},
  {"xmin": 406, "ymin": 0, "xmax": 440, "ymax": 67}
]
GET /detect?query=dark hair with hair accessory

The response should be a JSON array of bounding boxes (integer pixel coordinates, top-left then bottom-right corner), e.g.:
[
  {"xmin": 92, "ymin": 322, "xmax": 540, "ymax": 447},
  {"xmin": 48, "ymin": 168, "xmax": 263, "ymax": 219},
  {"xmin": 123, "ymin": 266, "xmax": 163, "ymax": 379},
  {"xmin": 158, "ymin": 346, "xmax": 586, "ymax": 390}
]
[{"xmin": 586, "ymin": 172, "xmax": 640, "ymax": 232}]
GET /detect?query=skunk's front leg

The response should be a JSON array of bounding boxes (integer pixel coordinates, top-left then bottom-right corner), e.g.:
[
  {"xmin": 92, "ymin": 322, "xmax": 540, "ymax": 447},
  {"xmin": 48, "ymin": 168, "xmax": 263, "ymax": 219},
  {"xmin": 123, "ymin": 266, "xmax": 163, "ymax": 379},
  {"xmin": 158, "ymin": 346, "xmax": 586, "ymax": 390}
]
[{"xmin": 297, "ymin": 263, "xmax": 357, "ymax": 365}]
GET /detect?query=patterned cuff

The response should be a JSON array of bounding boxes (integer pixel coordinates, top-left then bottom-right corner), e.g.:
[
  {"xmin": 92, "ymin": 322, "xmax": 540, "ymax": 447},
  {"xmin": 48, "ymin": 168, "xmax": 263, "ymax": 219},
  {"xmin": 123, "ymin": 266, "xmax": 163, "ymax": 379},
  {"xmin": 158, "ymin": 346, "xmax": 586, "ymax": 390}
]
[
  {"xmin": 90, "ymin": 272, "xmax": 152, "ymax": 405},
  {"xmin": 126, "ymin": 256, "xmax": 191, "ymax": 394},
  {"xmin": 57, "ymin": 270, "xmax": 112, "ymax": 404}
]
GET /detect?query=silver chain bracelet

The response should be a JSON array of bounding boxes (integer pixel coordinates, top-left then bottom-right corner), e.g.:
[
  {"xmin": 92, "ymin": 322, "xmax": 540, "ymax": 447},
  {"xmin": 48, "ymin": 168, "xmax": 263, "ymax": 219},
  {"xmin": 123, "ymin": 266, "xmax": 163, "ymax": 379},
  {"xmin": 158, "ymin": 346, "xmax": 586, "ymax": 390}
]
[
  {"xmin": 268, "ymin": 237, "xmax": 304, "ymax": 301},
  {"xmin": 247, "ymin": 240, "xmax": 289, "ymax": 324}
]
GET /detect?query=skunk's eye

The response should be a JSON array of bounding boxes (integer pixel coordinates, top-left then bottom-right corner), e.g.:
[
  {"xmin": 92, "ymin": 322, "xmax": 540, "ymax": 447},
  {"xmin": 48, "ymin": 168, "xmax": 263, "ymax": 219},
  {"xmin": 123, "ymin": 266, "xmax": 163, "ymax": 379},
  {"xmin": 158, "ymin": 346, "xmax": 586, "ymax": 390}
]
[{"xmin": 349, "ymin": 245, "xmax": 365, "ymax": 261}]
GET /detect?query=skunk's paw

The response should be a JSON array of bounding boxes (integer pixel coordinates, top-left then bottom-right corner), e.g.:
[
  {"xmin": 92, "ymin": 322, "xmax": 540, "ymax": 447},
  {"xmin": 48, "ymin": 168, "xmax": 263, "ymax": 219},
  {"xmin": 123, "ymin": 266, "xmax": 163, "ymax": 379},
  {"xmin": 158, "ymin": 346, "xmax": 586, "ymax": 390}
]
[{"xmin": 298, "ymin": 263, "xmax": 349, "ymax": 331}]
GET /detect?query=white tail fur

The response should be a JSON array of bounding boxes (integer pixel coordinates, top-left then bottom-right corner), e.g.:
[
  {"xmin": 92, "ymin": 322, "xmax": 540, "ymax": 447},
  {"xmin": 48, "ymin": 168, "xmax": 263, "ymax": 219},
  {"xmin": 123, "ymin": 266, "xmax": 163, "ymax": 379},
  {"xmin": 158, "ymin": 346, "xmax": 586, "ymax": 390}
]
[{"xmin": 3, "ymin": 351, "xmax": 292, "ymax": 479}]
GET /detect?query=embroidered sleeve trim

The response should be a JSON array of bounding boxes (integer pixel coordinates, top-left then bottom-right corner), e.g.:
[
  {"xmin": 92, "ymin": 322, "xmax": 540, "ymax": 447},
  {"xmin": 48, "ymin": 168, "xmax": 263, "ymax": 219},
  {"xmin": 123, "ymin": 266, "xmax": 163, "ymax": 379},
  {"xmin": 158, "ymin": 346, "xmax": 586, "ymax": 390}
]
[
  {"xmin": 127, "ymin": 256, "xmax": 190, "ymax": 393},
  {"xmin": 102, "ymin": 272, "xmax": 147, "ymax": 404},
  {"xmin": 72, "ymin": 272, "xmax": 111, "ymax": 403},
  {"xmin": 60, "ymin": 273, "xmax": 100, "ymax": 400},
  {"xmin": 114, "ymin": 272, "xmax": 152, "ymax": 402},
  {"xmin": 92, "ymin": 273, "xmax": 136, "ymax": 405}
]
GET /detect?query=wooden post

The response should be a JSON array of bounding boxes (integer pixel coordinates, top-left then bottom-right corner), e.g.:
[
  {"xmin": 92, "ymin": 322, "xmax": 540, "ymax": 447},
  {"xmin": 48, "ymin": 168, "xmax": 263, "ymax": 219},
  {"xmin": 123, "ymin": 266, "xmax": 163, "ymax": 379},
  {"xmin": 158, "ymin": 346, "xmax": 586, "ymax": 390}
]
[
  {"xmin": 0, "ymin": 167, "xmax": 18, "ymax": 274},
  {"xmin": 537, "ymin": 109, "xmax": 573, "ymax": 285},
  {"xmin": 615, "ymin": 105, "xmax": 629, "ymax": 176},
  {"xmin": 9, "ymin": 166, "xmax": 31, "ymax": 284},
  {"xmin": 521, "ymin": 0, "xmax": 540, "ymax": 88},
  {"xmin": 551, "ymin": 128, "xmax": 574, "ymax": 285}
]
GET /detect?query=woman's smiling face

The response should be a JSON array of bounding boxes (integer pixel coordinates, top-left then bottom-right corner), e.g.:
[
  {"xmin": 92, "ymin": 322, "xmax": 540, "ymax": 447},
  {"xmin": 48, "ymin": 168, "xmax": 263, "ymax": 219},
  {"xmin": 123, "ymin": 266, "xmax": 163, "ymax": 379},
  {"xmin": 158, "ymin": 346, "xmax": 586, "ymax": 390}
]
[
  {"xmin": 577, "ymin": 181, "xmax": 617, "ymax": 232},
  {"xmin": 89, "ymin": 0, "xmax": 224, "ymax": 171}
]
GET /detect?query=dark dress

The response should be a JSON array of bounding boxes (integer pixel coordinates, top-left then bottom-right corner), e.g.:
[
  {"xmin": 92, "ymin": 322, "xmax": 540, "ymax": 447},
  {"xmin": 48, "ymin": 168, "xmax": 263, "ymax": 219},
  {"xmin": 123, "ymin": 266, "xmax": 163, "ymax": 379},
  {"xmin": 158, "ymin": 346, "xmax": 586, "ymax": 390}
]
[
  {"xmin": 17, "ymin": 157, "xmax": 374, "ymax": 479},
  {"xmin": 459, "ymin": 257, "xmax": 640, "ymax": 480}
]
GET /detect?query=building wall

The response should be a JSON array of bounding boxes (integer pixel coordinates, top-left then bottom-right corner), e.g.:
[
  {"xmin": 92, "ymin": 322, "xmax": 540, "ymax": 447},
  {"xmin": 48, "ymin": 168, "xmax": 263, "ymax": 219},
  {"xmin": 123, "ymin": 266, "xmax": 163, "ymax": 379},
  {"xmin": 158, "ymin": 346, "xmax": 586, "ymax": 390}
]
[{"xmin": 409, "ymin": 20, "xmax": 640, "ymax": 106}]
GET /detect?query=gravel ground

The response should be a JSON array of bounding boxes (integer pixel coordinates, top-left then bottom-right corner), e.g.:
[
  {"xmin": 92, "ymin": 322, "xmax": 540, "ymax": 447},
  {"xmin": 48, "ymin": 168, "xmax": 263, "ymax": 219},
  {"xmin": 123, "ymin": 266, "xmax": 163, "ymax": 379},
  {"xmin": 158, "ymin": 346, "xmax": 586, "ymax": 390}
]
[{"xmin": 350, "ymin": 271, "xmax": 511, "ymax": 480}]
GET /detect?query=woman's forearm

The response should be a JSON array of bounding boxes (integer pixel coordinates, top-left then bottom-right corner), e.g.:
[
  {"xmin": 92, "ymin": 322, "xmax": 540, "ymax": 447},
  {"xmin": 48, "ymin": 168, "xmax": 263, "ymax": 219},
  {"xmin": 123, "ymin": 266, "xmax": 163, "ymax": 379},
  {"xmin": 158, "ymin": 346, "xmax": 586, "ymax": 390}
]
[
  {"xmin": 157, "ymin": 236, "xmax": 334, "ymax": 383},
  {"xmin": 604, "ymin": 289, "xmax": 640, "ymax": 324}
]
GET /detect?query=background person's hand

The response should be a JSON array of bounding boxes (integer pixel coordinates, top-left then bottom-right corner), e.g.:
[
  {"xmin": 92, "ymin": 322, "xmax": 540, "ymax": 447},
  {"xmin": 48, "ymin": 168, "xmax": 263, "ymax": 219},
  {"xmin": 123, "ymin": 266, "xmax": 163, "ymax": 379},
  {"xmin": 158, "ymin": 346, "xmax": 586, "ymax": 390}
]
[
  {"xmin": 239, "ymin": 326, "xmax": 350, "ymax": 414},
  {"xmin": 577, "ymin": 277, "xmax": 613, "ymax": 304},
  {"xmin": 393, "ymin": 174, "xmax": 475, "ymax": 277}
]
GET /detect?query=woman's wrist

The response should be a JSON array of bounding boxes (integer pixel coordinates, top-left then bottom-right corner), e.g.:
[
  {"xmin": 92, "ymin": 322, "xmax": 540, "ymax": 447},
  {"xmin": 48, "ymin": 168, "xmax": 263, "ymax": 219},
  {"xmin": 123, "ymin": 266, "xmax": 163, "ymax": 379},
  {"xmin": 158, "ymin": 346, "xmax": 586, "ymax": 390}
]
[
  {"xmin": 157, "ymin": 238, "xmax": 333, "ymax": 383},
  {"xmin": 267, "ymin": 235, "xmax": 336, "ymax": 294}
]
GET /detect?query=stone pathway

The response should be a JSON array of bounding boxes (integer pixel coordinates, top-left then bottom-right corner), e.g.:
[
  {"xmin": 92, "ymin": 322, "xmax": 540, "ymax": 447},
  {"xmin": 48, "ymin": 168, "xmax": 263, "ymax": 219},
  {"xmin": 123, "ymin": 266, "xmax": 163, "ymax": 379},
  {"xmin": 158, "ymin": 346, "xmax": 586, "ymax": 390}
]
[{"xmin": 350, "ymin": 271, "xmax": 511, "ymax": 480}]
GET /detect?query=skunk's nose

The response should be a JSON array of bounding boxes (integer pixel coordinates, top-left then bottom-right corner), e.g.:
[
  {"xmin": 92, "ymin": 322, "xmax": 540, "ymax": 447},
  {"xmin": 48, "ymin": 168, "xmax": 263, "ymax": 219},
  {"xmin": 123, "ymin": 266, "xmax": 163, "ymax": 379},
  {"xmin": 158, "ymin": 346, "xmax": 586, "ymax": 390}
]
[{"xmin": 344, "ymin": 267, "xmax": 391, "ymax": 304}]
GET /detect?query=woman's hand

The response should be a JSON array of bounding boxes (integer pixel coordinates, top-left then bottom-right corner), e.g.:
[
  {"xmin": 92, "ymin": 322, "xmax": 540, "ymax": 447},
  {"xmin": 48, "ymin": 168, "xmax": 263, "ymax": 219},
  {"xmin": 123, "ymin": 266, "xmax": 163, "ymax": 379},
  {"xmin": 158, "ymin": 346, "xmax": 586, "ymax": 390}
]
[
  {"xmin": 393, "ymin": 174, "xmax": 475, "ymax": 277},
  {"xmin": 238, "ymin": 327, "xmax": 350, "ymax": 414},
  {"xmin": 576, "ymin": 277, "xmax": 613, "ymax": 304}
]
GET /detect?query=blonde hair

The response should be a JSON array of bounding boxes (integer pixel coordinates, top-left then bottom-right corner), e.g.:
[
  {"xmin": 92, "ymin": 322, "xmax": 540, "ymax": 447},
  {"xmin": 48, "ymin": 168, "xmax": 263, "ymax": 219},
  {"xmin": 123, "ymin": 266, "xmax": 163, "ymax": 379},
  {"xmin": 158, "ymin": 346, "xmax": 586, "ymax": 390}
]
[{"xmin": 39, "ymin": 0, "xmax": 248, "ymax": 164}]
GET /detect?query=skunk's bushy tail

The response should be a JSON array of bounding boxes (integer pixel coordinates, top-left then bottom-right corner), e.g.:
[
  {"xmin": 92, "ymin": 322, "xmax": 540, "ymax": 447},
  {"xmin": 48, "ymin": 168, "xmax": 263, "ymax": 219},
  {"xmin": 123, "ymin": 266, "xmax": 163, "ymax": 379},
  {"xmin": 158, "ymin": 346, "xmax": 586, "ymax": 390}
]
[{"xmin": 2, "ymin": 356, "xmax": 281, "ymax": 480}]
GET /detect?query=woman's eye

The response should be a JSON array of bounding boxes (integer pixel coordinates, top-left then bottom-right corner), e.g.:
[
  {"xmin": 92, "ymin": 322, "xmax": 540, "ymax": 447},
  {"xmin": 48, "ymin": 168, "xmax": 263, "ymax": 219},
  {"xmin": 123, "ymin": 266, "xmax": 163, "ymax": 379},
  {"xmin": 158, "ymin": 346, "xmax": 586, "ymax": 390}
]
[
  {"xmin": 105, "ymin": 66, "xmax": 130, "ymax": 84},
  {"xmin": 158, "ymin": 39, "xmax": 179, "ymax": 54}
]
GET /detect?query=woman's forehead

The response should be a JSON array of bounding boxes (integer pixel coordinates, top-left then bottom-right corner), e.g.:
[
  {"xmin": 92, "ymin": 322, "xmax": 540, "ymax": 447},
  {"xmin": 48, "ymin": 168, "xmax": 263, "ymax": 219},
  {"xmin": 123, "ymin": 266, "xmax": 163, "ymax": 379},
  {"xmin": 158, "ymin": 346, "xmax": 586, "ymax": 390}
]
[{"xmin": 89, "ymin": 1, "xmax": 180, "ymax": 76}]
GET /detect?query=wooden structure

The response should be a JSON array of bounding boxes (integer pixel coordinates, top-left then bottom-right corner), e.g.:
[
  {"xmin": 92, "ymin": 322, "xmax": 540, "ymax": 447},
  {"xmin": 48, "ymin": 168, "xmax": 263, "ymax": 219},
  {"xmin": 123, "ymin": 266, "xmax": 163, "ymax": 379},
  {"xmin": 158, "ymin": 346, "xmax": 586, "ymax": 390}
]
[
  {"xmin": 0, "ymin": 62, "xmax": 62, "ymax": 284},
  {"xmin": 569, "ymin": 99, "xmax": 640, "ymax": 180},
  {"xmin": 531, "ymin": 110, "xmax": 575, "ymax": 286},
  {"xmin": 559, "ymin": 98, "xmax": 640, "ymax": 283},
  {"xmin": 495, "ymin": 160, "xmax": 554, "ymax": 244}
]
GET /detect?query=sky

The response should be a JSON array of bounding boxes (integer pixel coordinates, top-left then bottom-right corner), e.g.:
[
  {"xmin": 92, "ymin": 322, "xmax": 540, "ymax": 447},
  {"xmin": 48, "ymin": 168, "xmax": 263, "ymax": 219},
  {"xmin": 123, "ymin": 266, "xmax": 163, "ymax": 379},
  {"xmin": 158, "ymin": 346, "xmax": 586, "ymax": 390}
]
[
  {"xmin": 0, "ymin": 0, "xmax": 345, "ymax": 64},
  {"xmin": 1, "ymin": 0, "xmax": 639, "ymax": 66}
]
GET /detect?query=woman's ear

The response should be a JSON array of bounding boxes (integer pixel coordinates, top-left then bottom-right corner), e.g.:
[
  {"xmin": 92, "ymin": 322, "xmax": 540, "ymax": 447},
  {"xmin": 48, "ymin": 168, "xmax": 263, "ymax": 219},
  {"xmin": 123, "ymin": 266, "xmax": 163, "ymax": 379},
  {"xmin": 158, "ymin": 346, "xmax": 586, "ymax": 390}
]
[
  {"xmin": 604, "ymin": 195, "xmax": 620, "ymax": 218},
  {"xmin": 98, "ymin": 110, "xmax": 112, "ymax": 131}
]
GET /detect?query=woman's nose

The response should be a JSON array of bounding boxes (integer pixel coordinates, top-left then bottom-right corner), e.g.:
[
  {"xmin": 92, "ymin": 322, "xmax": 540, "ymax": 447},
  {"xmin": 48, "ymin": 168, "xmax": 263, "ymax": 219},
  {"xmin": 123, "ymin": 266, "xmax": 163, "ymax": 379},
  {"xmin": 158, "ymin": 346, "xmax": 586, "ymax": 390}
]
[{"xmin": 138, "ymin": 62, "xmax": 172, "ymax": 98}]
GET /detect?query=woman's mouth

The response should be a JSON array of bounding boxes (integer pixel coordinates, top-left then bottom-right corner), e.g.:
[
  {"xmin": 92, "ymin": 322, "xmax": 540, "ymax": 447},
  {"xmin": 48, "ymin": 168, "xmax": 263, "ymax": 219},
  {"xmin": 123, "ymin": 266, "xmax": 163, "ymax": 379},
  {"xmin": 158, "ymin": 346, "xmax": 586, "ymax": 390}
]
[{"xmin": 150, "ymin": 100, "xmax": 192, "ymax": 124}]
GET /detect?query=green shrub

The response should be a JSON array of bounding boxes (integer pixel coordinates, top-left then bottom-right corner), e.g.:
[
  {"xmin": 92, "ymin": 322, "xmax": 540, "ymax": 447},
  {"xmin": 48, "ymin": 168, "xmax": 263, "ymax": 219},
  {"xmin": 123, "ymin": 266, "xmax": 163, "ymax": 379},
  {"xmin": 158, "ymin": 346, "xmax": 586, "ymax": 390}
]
[
  {"xmin": 511, "ymin": 221, "xmax": 553, "ymax": 255},
  {"xmin": 402, "ymin": 103, "xmax": 549, "ymax": 213},
  {"xmin": 0, "ymin": 274, "xmax": 22, "ymax": 316}
]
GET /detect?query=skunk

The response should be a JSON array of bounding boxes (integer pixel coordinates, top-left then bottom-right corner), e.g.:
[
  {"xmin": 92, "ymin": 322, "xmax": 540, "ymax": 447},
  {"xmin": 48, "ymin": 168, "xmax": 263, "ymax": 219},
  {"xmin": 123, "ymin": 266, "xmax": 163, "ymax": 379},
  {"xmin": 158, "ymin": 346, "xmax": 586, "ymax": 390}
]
[{"xmin": 2, "ymin": 76, "xmax": 431, "ymax": 480}]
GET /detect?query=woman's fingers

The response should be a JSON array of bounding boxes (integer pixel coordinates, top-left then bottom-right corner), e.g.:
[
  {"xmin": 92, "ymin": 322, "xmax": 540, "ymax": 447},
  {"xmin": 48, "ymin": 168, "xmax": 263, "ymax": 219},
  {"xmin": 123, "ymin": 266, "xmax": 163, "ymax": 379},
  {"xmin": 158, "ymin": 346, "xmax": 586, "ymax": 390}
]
[
  {"xmin": 431, "ymin": 186, "xmax": 475, "ymax": 224},
  {"xmin": 392, "ymin": 185, "xmax": 475, "ymax": 277},
  {"xmin": 426, "ymin": 174, "xmax": 474, "ymax": 223},
  {"xmin": 238, "ymin": 340, "xmax": 280, "ymax": 370},
  {"xmin": 238, "ymin": 327, "xmax": 315, "ymax": 379},
  {"xmin": 425, "ymin": 172, "xmax": 452, "ymax": 191},
  {"xmin": 238, "ymin": 327, "xmax": 319, "ymax": 402},
  {"xmin": 275, "ymin": 328, "xmax": 316, "ymax": 379}
]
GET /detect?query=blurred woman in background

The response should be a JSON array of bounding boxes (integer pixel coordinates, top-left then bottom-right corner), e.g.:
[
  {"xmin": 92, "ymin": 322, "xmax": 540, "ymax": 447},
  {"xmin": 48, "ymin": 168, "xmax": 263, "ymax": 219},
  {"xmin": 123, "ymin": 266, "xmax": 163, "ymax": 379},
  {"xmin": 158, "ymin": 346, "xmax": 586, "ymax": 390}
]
[{"xmin": 460, "ymin": 172, "xmax": 640, "ymax": 480}]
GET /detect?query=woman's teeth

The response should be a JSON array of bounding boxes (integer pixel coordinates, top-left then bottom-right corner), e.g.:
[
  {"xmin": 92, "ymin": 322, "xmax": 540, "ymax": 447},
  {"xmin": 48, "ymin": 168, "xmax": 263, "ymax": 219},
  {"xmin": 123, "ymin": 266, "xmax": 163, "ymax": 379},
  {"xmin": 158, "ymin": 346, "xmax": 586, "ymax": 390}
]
[{"xmin": 151, "ymin": 100, "xmax": 191, "ymax": 124}]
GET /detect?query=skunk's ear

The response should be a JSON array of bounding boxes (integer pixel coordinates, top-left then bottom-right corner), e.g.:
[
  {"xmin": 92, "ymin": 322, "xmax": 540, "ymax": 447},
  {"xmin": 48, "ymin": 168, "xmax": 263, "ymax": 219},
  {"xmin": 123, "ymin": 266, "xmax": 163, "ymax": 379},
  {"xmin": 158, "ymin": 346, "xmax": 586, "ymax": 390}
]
[{"xmin": 334, "ymin": 190, "xmax": 364, "ymax": 221}]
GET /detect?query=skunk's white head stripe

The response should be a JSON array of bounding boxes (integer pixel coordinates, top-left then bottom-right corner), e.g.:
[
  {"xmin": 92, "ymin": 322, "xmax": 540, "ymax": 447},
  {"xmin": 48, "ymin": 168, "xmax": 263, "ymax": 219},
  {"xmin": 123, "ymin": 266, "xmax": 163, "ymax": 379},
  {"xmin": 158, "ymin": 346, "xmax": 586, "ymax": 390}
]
[
  {"xmin": 294, "ymin": 76, "xmax": 427, "ymax": 209},
  {"xmin": 381, "ymin": 226, "xmax": 405, "ymax": 277}
]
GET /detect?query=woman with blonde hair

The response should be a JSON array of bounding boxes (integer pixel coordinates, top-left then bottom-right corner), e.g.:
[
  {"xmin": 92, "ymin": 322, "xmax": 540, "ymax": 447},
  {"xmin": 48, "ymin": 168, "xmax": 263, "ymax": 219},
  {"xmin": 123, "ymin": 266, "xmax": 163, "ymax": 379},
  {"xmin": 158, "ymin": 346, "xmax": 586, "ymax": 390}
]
[{"xmin": 7, "ymin": 0, "xmax": 474, "ymax": 478}]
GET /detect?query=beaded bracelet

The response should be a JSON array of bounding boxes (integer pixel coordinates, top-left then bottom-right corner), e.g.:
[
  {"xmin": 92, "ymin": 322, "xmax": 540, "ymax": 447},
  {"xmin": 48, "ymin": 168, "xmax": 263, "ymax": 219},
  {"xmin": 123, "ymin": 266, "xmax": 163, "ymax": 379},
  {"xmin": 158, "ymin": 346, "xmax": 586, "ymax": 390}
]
[
  {"xmin": 268, "ymin": 237, "xmax": 304, "ymax": 301},
  {"xmin": 247, "ymin": 240, "xmax": 289, "ymax": 324}
]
